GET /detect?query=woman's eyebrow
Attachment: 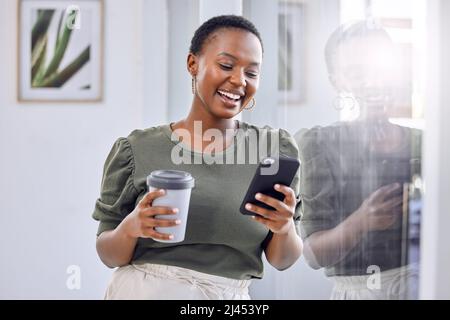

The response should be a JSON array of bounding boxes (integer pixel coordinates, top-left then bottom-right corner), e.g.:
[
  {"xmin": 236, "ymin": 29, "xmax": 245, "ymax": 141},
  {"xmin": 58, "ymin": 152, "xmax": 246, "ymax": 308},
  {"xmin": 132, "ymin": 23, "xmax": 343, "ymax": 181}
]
[{"xmin": 217, "ymin": 52, "xmax": 260, "ymax": 66}]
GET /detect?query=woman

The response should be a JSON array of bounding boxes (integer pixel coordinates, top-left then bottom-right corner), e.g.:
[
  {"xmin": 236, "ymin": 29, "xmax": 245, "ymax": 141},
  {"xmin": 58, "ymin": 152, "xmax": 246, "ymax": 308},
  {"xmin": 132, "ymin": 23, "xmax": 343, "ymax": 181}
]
[
  {"xmin": 93, "ymin": 15, "xmax": 303, "ymax": 300},
  {"xmin": 296, "ymin": 20, "xmax": 421, "ymax": 300}
]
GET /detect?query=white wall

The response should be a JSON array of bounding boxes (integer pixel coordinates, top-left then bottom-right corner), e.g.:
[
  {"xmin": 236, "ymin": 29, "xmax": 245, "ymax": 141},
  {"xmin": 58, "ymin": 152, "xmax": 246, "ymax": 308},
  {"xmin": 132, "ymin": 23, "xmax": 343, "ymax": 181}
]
[
  {"xmin": 167, "ymin": 0, "xmax": 198, "ymax": 122},
  {"xmin": 420, "ymin": 0, "xmax": 450, "ymax": 299},
  {"xmin": 199, "ymin": 0, "xmax": 242, "ymax": 22},
  {"xmin": 143, "ymin": 0, "xmax": 169, "ymax": 128},
  {"xmin": 280, "ymin": 0, "xmax": 341, "ymax": 135},
  {"xmin": 0, "ymin": 0, "xmax": 161, "ymax": 299}
]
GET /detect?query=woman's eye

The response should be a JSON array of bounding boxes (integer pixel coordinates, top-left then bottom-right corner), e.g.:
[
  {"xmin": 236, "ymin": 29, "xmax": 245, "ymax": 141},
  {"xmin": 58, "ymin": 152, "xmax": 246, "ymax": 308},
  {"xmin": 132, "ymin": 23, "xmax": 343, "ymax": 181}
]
[
  {"xmin": 219, "ymin": 63, "xmax": 233, "ymax": 70},
  {"xmin": 246, "ymin": 72, "xmax": 259, "ymax": 78}
]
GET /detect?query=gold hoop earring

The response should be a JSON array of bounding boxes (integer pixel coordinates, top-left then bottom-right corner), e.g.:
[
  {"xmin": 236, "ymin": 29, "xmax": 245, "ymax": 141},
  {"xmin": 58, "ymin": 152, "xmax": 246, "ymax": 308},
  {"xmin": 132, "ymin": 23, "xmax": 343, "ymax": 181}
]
[
  {"xmin": 192, "ymin": 78, "xmax": 196, "ymax": 95},
  {"xmin": 244, "ymin": 98, "xmax": 256, "ymax": 110}
]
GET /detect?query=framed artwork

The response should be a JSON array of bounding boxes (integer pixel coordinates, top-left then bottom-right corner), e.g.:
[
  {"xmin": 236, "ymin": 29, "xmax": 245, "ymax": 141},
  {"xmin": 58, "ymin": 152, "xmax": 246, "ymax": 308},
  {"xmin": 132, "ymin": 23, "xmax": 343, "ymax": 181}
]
[
  {"xmin": 278, "ymin": 0, "xmax": 305, "ymax": 105},
  {"xmin": 18, "ymin": 0, "xmax": 103, "ymax": 102}
]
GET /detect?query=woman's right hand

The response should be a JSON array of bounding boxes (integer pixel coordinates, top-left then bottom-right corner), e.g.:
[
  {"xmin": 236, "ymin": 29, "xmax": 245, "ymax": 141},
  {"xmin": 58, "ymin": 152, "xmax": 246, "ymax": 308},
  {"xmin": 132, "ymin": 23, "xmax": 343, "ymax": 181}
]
[
  {"xmin": 119, "ymin": 189, "xmax": 180, "ymax": 241},
  {"xmin": 350, "ymin": 183, "xmax": 404, "ymax": 233}
]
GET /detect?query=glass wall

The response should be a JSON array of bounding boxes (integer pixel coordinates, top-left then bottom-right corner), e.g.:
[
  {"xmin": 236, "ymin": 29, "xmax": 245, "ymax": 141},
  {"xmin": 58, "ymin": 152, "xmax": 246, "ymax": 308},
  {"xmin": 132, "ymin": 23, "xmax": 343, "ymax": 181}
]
[
  {"xmin": 273, "ymin": 0, "xmax": 425, "ymax": 299},
  {"xmin": 285, "ymin": 0, "xmax": 425, "ymax": 299}
]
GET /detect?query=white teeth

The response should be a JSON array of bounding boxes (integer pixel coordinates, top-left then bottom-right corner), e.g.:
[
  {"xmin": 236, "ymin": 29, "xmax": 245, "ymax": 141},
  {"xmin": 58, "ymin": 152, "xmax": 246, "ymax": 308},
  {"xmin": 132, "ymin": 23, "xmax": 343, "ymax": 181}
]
[{"xmin": 218, "ymin": 90, "xmax": 241, "ymax": 100}]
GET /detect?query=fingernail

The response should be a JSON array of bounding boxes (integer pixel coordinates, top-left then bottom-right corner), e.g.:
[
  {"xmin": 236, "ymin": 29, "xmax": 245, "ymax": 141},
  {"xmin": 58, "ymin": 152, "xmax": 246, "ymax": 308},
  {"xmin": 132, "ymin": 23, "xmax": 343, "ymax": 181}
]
[
  {"xmin": 275, "ymin": 184, "xmax": 280, "ymax": 189},
  {"xmin": 245, "ymin": 204, "xmax": 252, "ymax": 210},
  {"xmin": 169, "ymin": 235, "xmax": 174, "ymax": 240},
  {"xmin": 159, "ymin": 189, "xmax": 165, "ymax": 194},
  {"xmin": 175, "ymin": 220, "xmax": 181, "ymax": 225},
  {"xmin": 173, "ymin": 208, "xmax": 179, "ymax": 213},
  {"xmin": 255, "ymin": 193, "xmax": 262, "ymax": 200}
]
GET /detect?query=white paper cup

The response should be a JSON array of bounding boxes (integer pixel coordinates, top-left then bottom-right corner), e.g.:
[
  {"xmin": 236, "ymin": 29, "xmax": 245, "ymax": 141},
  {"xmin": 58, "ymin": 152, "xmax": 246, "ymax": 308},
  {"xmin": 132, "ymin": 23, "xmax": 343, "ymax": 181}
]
[{"xmin": 147, "ymin": 170, "xmax": 195, "ymax": 243}]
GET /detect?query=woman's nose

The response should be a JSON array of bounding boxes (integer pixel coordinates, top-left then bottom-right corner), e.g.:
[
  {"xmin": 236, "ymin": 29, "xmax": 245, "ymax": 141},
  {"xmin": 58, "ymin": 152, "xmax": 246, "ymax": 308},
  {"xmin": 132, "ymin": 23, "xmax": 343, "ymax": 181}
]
[{"xmin": 230, "ymin": 69, "xmax": 246, "ymax": 87}]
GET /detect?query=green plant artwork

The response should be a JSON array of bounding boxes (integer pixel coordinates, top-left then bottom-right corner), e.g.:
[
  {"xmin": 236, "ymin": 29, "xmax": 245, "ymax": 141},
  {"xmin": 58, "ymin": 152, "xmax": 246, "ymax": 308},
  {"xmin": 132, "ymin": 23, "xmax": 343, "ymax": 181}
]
[{"xmin": 31, "ymin": 9, "xmax": 90, "ymax": 89}]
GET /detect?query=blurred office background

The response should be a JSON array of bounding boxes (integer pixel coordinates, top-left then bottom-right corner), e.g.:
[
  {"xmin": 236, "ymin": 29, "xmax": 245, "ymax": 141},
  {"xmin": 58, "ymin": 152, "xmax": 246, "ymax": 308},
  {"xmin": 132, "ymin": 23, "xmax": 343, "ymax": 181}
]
[{"xmin": 0, "ymin": 0, "xmax": 449, "ymax": 299}]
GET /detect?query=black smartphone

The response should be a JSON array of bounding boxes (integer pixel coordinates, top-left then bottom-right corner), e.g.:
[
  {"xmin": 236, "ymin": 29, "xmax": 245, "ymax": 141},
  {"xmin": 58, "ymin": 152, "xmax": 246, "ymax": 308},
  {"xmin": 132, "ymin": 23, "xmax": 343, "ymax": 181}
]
[{"xmin": 240, "ymin": 155, "xmax": 300, "ymax": 216}]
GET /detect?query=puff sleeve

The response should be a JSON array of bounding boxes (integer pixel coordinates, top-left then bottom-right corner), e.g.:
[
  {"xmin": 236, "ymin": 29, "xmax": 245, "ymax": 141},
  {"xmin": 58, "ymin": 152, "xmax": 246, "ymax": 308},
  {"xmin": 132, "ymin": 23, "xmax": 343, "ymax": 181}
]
[
  {"xmin": 278, "ymin": 128, "xmax": 302, "ymax": 235},
  {"xmin": 92, "ymin": 138, "xmax": 139, "ymax": 236},
  {"xmin": 295, "ymin": 127, "xmax": 337, "ymax": 240}
]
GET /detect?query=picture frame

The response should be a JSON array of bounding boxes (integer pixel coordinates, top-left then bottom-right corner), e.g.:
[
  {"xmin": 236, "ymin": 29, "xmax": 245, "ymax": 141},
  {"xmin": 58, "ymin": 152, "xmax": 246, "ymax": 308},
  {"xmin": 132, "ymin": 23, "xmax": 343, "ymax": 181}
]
[
  {"xmin": 18, "ymin": 0, "xmax": 103, "ymax": 102},
  {"xmin": 278, "ymin": 0, "xmax": 305, "ymax": 105}
]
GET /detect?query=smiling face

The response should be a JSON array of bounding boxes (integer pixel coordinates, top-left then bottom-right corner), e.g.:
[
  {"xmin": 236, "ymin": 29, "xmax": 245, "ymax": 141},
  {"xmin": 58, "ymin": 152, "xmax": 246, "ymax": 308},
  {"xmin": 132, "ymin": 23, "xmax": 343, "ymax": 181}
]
[
  {"xmin": 331, "ymin": 35, "xmax": 397, "ymax": 106},
  {"xmin": 187, "ymin": 28, "xmax": 263, "ymax": 119}
]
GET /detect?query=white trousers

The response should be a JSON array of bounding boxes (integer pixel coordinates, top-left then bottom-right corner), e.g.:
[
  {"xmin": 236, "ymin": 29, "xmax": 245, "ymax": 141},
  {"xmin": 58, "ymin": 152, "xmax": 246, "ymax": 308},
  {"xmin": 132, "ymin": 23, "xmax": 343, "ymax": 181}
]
[
  {"xmin": 330, "ymin": 264, "xmax": 419, "ymax": 300},
  {"xmin": 104, "ymin": 263, "xmax": 252, "ymax": 300}
]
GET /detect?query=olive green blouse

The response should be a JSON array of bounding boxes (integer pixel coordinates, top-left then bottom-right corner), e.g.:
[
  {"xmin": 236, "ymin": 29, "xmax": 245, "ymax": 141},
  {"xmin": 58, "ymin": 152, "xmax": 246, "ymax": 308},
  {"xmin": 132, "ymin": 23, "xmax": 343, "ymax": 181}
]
[{"xmin": 92, "ymin": 120, "xmax": 301, "ymax": 280}]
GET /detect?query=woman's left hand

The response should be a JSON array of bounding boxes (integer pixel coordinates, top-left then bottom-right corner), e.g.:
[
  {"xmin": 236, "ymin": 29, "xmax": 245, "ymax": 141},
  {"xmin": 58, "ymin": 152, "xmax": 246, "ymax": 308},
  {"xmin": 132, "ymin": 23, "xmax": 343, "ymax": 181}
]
[{"xmin": 245, "ymin": 184, "xmax": 297, "ymax": 235}]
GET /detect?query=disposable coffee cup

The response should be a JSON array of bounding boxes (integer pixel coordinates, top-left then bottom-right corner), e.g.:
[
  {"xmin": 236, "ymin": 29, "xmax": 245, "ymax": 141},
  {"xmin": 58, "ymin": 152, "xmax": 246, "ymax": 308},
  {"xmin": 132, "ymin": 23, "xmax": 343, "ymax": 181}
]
[{"xmin": 146, "ymin": 170, "xmax": 195, "ymax": 243}]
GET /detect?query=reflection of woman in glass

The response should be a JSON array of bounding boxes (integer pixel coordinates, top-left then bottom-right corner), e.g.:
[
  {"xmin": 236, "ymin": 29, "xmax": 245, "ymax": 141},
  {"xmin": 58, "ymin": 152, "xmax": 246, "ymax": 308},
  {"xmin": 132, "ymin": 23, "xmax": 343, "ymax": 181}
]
[
  {"xmin": 296, "ymin": 20, "xmax": 422, "ymax": 299},
  {"xmin": 92, "ymin": 15, "xmax": 303, "ymax": 300}
]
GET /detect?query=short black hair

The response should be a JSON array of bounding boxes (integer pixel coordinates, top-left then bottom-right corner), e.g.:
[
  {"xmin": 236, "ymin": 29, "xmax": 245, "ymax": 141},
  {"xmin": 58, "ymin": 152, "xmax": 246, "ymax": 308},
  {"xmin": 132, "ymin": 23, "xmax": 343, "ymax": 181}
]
[{"xmin": 189, "ymin": 15, "xmax": 263, "ymax": 55}]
